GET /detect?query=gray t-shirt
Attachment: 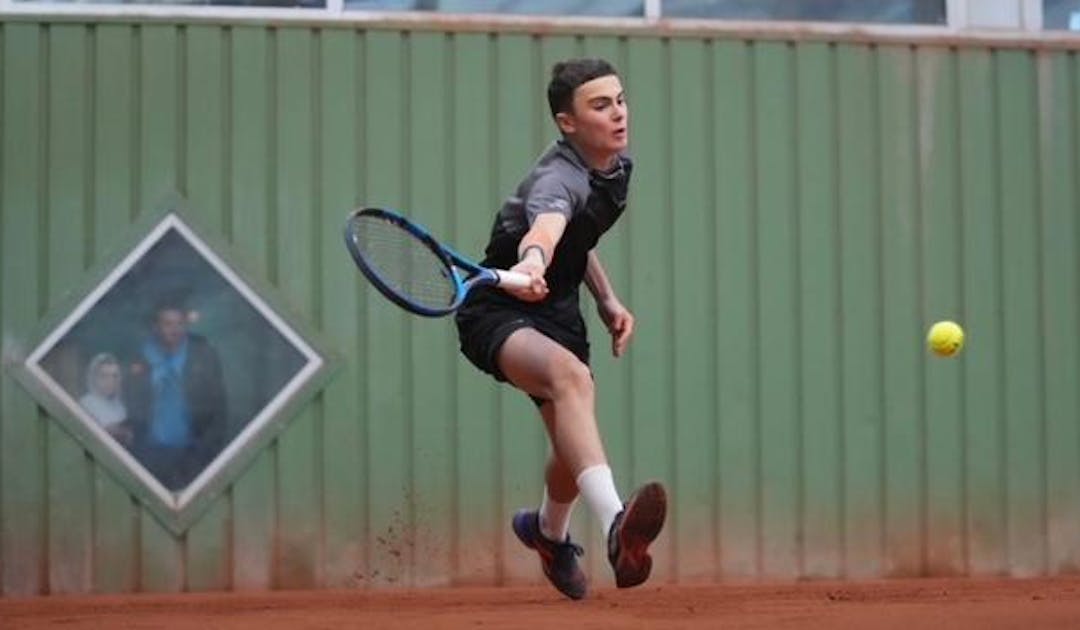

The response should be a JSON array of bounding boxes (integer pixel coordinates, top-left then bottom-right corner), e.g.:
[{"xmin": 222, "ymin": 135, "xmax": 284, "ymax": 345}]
[{"xmin": 477, "ymin": 138, "xmax": 633, "ymax": 308}]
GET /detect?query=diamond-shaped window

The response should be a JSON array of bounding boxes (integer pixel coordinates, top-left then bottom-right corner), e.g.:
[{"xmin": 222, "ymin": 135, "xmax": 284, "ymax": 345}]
[{"xmin": 11, "ymin": 200, "xmax": 334, "ymax": 534}]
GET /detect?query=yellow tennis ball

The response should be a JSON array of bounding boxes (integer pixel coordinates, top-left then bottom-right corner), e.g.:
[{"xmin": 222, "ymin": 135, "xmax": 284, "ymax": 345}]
[{"xmin": 927, "ymin": 321, "xmax": 964, "ymax": 357}]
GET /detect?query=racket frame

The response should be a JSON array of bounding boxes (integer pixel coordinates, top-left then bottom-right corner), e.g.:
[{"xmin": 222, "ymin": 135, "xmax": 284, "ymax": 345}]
[{"xmin": 344, "ymin": 207, "xmax": 529, "ymax": 317}]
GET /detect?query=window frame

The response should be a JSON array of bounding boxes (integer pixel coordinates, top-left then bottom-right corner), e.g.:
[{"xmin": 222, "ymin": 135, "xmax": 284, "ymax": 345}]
[
  {"xmin": 7, "ymin": 194, "xmax": 339, "ymax": 535},
  {"xmin": 1, "ymin": 0, "xmax": 1077, "ymax": 47}
]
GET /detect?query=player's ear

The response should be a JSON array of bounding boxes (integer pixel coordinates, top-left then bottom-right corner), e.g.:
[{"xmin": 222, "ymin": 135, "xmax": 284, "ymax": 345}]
[{"xmin": 554, "ymin": 111, "xmax": 575, "ymax": 135}]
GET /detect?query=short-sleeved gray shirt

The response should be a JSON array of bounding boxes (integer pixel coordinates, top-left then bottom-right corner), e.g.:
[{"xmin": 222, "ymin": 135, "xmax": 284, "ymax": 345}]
[{"xmin": 475, "ymin": 138, "xmax": 633, "ymax": 311}]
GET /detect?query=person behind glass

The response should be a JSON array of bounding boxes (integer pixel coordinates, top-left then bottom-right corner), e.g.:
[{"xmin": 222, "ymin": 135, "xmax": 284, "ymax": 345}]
[
  {"xmin": 126, "ymin": 297, "xmax": 227, "ymax": 491},
  {"xmin": 79, "ymin": 352, "xmax": 133, "ymax": 446},
  {"xmin": 454, "ymin": 58, "xmax": 667, "ymax": 600}
]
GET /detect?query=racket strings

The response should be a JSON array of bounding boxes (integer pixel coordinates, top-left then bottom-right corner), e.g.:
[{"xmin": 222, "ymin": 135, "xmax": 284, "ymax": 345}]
[{"xmin": 352, "ymin": 215, "xmax": 458, "ymax": 309}]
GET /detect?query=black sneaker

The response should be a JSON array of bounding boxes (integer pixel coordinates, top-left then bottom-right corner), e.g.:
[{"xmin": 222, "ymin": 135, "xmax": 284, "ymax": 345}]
[
  {"xmin": 607, "ymin": 481, "xmax": 667, "ymax": 588},
  {"xmin": 512, "ymin": 510, "xmax": 587, "ymax": 600}
]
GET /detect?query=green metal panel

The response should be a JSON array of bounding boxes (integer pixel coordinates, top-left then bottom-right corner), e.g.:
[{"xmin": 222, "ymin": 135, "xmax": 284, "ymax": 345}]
[
  {"xmin": 2, "ymin": 23, "xmax": 47, "ymax": 597},
  {"xmin": 317, "ymin": 28, "xmax": 364, "ymax": 589},
  {"xmin": 45, "ymin": 24, "xmax": 94, "ymax": 595},
  {"xmin": 795, "ymin": 41, "xmax": 843, "ymax": 579},
  {"xmin": 713, "ymin": 38, "xmax": 759, "ymax": 578},
  {"xmin": 228, "ymin": 25, "xmax": 276, "ymax": 592},
  {"xmin": 449, "ymin": 33, "xmax": 500, "ymax": 584},
  {"xmin": 919, "ymin": 47, "xmax": 966, "ymax": 575},
  {"xmin": 273, "ymin": 27, "xmax": 321, "ymax": 591},
  {"xmin": 754, "ymin": 40, "xmax": 800, "ymax": 579},
  {"xmin": 998, "ymin": 49, "xmax": 1048, "ymax": 576},
  {"xmin": 1038, "ymin": 51, "xmax": 1080, "ymax": 573},
  {"xmin": 91, "ymin": 23, "xmax": 139, "ymax": 594},
  {"xmin": 670, "ymin": 38, "xmax": 716, "ymax": 582},
  {"xmin": 837, "ymin": 42, "xmax": 885, "ymax": 578},
  {"xmin": 1, "ymin": 21, "xmax": 1080, "ymax": 596},
  {"xmin": 878, "ymin": 44, "xmax": 923, "ymax": 577},
  {"xmin": 957, "ymin": 47, "xmax": 1008, "ymax": 576}
]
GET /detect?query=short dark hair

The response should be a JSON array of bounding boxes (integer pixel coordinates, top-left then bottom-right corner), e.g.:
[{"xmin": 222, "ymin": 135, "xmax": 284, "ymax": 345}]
[
  {"xmin": 151, "ymin": 293, "xmax": 187, "ymax": 322},
  {"xmin": 547, "ymin": 58, "xmax": 619, "ymax": 118}
]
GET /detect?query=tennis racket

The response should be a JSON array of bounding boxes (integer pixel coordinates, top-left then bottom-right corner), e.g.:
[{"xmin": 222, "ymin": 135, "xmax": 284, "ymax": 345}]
[{"xmin": 344, "ymin": 207, "xmax": 532, "ymax": 317}]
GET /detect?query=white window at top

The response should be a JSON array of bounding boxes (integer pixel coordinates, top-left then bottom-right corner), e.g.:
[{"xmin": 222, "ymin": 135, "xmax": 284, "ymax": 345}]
[
  {"xmin": 1044, "ymin": 0, "xmax": 1080, "ymax": 29},
  {"xmin": 661, "ymin": 0, "xmax": 947, "ymax": 24}
]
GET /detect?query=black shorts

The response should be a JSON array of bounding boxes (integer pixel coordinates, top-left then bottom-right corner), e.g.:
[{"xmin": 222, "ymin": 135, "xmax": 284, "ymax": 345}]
[{"xmin": 455, "ymin": 292, "xmax": 590, "ymax": 407}]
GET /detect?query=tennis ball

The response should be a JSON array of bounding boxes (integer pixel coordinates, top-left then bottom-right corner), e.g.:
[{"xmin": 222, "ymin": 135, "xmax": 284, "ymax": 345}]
[{"xmin": 927, "ymin": 320, "xmax": 964, "ymax": 357}]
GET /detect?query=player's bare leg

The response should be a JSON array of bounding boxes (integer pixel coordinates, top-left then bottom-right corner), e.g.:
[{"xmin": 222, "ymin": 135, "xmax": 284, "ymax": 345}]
[
  {"xmin": 499, "ymin": 327, "xmax": 666, "ymax": 590},
  {"xmin": 538, "ymin": 403, "xmax": 578, "ymax": 542}
]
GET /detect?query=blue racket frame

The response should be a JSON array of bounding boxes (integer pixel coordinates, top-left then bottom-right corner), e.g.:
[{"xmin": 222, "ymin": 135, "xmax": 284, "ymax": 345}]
[{"xmin": 344, "ymin": 207, "xmax": 503, "ymax": 317}]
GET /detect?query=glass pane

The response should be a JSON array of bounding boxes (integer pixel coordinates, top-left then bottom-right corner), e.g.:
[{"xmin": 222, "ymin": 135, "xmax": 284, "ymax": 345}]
[
  {"xmin": 662, "ymin": 0, "xmax": 946, "ymax": 24},
  {"xmin": 40, "ymin": 228, "xmax": 308, "ymax": 493},
  {"xmin": 1045, "ymin": 0, "xmax": 1080, "ymax": 29},
  {"xmin": 14, "ymin": 0, "xmax": 325, "ymax": 7},
  {"xmin": 345, "ymin": 0, "xmax": 644, "ymax": 16}
]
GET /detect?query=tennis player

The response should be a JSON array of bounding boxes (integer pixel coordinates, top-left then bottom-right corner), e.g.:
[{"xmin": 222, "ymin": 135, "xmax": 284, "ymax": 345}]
[{"xmin": 455, "ymin": 58, "xmax": 667, "ymax": 600}]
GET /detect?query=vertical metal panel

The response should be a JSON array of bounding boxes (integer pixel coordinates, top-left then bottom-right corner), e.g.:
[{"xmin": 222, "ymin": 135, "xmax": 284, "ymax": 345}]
[
  {"xmin": 837, "ymin": 42, "xmax": 886, "ymax": 578},
  {"xmin": 754, "ymin": 40, "xmax": 801, "ymax": 579},
  {"xmin": 273, "ymin": 26, "xmax": 321, "ymax": 591},
  {"xmin": 1, "ymin": 22, "xmax": 1080, "ymax": 595},
  {"xmin": 91, "ymin": 23, "xmax": 140, "ymax": 595},
  {"xmin": 879, "ymin": 44, "xmax": 923, "ymax": 577},
  {"xmin": 1038, "ymin": 50, "xmax": 1080, "ymax": 574},
  {"xmin": 44, "ymin": 23, "xmax": 94, "ymax": 595},
  {"xmin": 1, "ymin": 23, "xmax": 47, "ymax": 597},
  {"xmin": 795, "ymin": 41, "xmax": 843, "ymax": 579},
  {"xmin": 317, "ymin": 27, "xmax": 364, "ymax": 589},
  {"xmin": 957, "ymin": 47, "xmax": 1009, "ymax": 576},
  {"xmin": 228, "ymin": 25, "xmax": 276, "ymax": 592},
  {"xmin": 997, "ymin": 49, "xmax": 1047, "ymax": 576},
  {"xmin": 712, "ymin": 38, "xmax": 759, "ymax": 579},
  {"xmin": 670, "ymin": 37, "xmax": 716, "ymax": 582}
]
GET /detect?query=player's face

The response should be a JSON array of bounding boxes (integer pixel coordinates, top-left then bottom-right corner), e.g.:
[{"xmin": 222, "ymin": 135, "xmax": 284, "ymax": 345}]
[
  {"xmin": 154, "ymin": 309, "xmax": 188, "ymax": 352},
  {"xmin": 558, "ymin": 75, "xmax": 628, "ymax": 165}
]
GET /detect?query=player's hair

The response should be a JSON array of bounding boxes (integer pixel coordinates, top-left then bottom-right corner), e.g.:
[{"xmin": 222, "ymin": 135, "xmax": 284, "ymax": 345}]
[{"xmin": 547, "ymin": 58, "xmax": 619, "ymax": 118}]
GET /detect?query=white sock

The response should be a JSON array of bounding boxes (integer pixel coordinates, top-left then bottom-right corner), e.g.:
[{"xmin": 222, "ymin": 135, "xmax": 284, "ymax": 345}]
[
  {"xmin": 538, "ymin": 487, "xmax": 576, "ymax": 542},
  {"xmin": 575, "ymin": 464, "xmax": 624, "ymax": 539}
]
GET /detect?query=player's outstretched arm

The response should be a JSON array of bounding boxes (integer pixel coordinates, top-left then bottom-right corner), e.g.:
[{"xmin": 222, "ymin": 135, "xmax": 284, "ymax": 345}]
[
  {"xmin": 585, "ymin": 250, "xmax": 634, "ymax": 357},
  {"xmin": 506, "ymin": 212, "xmax": 568, "ymax": 302}
]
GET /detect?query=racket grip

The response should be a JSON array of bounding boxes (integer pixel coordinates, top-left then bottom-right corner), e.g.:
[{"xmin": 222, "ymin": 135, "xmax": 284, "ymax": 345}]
[{"xmin": 495, "ymin": 270, "xmax": 533, "ymax": 290}]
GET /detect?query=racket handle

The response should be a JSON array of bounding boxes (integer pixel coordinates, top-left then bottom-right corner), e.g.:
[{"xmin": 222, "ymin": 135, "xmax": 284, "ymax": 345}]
[{"xmin": 495, "ymin": 270, "xmax": 533, "ymax": 290}]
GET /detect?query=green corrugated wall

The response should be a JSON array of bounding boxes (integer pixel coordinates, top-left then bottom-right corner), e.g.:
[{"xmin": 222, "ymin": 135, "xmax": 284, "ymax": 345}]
[{"xmin": 1, "ymin": 19, "xmax": 1079, "ymax": 595}]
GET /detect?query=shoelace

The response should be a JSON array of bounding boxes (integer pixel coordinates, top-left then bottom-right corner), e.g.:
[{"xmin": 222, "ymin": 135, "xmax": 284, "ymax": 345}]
[{"xmin": 553, "ymin": 540, "xmax": 585, "ymax": 568}]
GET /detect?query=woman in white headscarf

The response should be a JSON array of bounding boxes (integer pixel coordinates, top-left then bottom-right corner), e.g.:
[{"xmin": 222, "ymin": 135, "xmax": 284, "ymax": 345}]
[{"xmin": 79, "ymin": 352, "xmax": 132, "ymax": 445}]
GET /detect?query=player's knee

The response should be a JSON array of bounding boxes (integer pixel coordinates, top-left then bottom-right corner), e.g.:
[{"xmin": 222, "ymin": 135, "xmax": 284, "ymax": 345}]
[{"xmin": 548, "ymin": 353, "xmax": 593, "ymax": 400}]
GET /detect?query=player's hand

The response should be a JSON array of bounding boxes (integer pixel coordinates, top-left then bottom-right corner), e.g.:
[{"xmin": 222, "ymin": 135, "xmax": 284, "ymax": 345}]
[
  {"xmin": 598, "ymin": 296, "xmax": 634, "ymax": 357},
  {"xmin": 505, "ymin": 258, "xmax": 549, "ymax": 302}
]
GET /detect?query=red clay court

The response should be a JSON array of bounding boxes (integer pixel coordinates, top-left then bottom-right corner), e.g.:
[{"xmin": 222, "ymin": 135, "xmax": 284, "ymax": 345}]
[{"xmin": 4, "ymin": 576, "xmax": 1080, "ymax": 629}]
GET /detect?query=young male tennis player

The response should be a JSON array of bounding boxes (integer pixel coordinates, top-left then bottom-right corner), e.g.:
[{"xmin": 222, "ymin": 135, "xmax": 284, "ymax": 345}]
[{"xmin": 454, "ymin": 58, "xmax": 667, "ymax": 600}]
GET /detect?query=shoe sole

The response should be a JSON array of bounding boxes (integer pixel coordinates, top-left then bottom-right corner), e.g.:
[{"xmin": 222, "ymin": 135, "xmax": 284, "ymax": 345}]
[{"xmin": 614, "ymin": 482, "xmax": 667, "ymax": 588}]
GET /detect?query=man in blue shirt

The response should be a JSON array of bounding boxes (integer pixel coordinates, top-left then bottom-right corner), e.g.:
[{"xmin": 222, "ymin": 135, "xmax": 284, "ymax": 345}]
[{"xmin": 127, "ymin": 298, "xmax": 226, "ymax": 491}]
